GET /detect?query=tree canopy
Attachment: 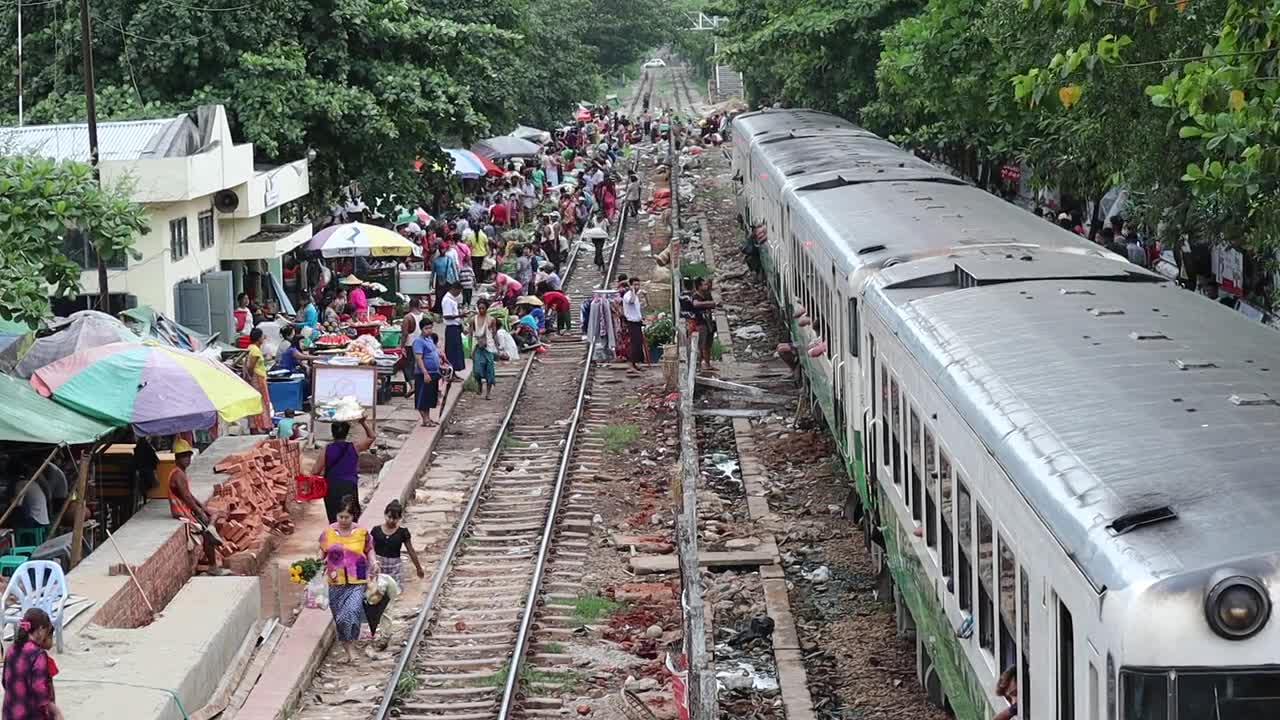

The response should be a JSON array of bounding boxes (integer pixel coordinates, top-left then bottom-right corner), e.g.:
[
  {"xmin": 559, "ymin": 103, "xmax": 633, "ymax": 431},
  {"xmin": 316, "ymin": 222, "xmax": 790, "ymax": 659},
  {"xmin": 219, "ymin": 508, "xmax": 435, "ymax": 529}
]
[
  {"xmin": 714, "ymin": 0, "xmax": 1280, "ymax": 304},
  {"xmin": 0, "ymin": 0, "xmax": 676, "ymax": 213},
  {"xmin": 0, "ymin": 155, "xmax": 148, "ymax": 325}
]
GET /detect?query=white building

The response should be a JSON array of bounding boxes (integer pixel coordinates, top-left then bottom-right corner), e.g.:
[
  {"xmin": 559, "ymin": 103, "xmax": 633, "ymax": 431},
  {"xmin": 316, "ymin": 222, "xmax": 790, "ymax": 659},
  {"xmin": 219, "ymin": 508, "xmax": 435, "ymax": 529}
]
[{"xmin": 0, "ymin": 105, "xmax": 312, "ymax": 340}]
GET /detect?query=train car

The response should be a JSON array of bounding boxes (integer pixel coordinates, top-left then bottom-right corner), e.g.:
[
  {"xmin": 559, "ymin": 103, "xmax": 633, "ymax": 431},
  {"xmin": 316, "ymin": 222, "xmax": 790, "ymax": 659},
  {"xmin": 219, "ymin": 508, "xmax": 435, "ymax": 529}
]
[{"xmin": 731, "ymin": 108, "xmax": 1280, "ymax": 720}]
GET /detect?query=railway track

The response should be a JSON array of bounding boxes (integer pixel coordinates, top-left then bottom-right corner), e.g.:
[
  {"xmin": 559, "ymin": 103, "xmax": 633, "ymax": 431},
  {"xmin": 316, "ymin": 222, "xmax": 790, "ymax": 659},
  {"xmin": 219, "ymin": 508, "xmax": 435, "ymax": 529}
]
[{"xmin": 372, "ymin": 152, "xmax": 643, "ymax": 720}]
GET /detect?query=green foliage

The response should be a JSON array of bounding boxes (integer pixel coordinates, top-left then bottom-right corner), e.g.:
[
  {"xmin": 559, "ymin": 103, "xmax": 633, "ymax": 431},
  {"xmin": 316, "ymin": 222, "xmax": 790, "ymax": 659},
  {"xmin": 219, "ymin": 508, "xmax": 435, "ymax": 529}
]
[
  {"xmin": 550, "ymin": 592, "xmax": 620, "ymax": 623},
  {"xmin": 594, "ymin": 423, "xmax": 641, "ymax": 453},
  {"xmin": 0, "ymin": 0, "xmax": 674, "ymax": 214},
  {"xmin": 0, "ymin": 155, "xmax": 147, "ymax": 324}
]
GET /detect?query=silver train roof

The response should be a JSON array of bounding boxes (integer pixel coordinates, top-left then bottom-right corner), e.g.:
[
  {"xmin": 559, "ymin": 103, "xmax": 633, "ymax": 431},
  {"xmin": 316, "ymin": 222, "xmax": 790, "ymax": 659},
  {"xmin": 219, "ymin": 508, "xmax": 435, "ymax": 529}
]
[
  {"xmin": 869, "ymin": 276, "xmax": 1280, "ymax": 591},
  {"xmin": 733, "ymin": 110, "xmax": 1109, "ymax": 274},
  {"xmin": 736, "ymin": 109, "xmax": 1280, "ymax": 591}
]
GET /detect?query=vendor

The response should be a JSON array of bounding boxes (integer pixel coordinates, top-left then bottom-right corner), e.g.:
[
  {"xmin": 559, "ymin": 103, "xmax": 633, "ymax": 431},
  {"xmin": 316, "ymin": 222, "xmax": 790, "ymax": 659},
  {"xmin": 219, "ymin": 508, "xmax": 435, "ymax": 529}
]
[
  {"xmin": 168, "ymin": 438, "xmax": 229, "ymax": 575},
  {"xmin": 342, "ymin": 276, "xmax": 369, "ymax": 321},
  {"xmin": 234, "ymin": 293, "xmax": 253, "ymax": 335},
  {"xmin": 275, "ymin": 326, "xmax": 316, "ymax": 373},
  {"xmin": 295, "ymin": 297, "xmax": 319, "ymax": 332},
  {"xmin": 312, "ymin": 419, "xmax": 376, "ymax": 523}
]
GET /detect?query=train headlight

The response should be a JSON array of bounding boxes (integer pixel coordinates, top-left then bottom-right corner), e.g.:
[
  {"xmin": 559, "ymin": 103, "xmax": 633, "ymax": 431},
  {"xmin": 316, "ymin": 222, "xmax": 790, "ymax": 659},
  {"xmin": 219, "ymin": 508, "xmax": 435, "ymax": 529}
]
[{"xmin": 1205, "ymin": 575, "xmax": 1271, "ymax": 640}]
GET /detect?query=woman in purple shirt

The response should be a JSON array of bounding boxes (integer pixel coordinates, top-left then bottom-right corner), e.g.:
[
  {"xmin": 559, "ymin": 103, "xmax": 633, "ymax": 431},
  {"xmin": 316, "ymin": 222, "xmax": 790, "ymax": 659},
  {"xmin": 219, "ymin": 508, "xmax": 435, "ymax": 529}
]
[{"xmin": 311, "ymin": 418, "xmax": 376, "ymax": 522}]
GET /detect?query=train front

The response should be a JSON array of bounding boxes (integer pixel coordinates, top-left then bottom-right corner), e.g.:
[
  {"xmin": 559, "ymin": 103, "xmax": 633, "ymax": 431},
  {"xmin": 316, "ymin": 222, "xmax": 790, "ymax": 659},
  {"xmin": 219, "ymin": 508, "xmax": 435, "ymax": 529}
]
[{"xmin": 1113, "ymin": 559, "xmax": 1280, "ymax": 719}]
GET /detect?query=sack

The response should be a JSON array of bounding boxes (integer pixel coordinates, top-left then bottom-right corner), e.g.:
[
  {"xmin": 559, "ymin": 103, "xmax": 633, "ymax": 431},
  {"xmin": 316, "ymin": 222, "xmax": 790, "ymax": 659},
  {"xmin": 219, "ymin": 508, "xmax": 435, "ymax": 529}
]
[{"xmin": 482, "ymin": 255, "xmax": 497, "ymax": 271}]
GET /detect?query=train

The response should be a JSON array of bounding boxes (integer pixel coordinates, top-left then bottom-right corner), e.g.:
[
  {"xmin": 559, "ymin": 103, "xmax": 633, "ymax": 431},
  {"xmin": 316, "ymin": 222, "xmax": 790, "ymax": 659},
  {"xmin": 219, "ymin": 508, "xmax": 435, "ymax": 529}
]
[{"xmin": 729, "ymin": 109, "xmax": 1280, "ymax": 720}]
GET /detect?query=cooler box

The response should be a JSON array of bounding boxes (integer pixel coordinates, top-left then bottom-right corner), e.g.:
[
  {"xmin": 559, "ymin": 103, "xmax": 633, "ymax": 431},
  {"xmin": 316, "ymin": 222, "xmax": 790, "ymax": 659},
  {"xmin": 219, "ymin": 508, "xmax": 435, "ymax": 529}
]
[{"xmin": 268, "ymin": 376, "xmax": 306, "ymax": 413}]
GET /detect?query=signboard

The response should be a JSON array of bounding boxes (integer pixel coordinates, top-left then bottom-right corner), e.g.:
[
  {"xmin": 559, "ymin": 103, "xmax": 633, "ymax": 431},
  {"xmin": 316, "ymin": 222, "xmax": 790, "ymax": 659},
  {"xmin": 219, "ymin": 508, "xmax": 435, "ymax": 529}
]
[
  {"xmin": 312, "ymin": 364, "xmax": 378, "ymax": 417},
  {"xmin": 1213, "ymin": 245, "xmax": 1245, "ymax": 297}
]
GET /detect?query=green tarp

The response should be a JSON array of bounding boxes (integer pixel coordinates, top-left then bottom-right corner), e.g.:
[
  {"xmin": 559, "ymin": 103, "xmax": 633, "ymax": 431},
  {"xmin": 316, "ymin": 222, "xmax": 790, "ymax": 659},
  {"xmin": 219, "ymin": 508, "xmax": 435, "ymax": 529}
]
[{"xmin": 0, "ymin": 372, "xmax": 118, "ymax": 445}]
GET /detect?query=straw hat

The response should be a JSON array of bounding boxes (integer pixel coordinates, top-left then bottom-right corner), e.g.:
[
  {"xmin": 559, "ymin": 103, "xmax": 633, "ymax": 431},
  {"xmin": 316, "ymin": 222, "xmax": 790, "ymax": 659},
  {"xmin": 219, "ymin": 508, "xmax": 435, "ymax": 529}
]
[
  {"xmin": 339, "ymin": 275, "xmax": 364, "ymax": 286},
  {"xmin": 173, "ymin": 437, "xmax": 194, "ymax": 455},
  {"xmin": 516, "ymin": 295, "xmax": 544, "ymax": 307}
]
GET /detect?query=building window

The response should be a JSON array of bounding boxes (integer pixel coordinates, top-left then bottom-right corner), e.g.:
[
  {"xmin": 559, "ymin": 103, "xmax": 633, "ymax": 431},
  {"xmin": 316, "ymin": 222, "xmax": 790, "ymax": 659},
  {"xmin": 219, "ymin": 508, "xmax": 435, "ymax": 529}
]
[
  {"xmin": 170, "ymin": 217, "xmax": 189, "ymax": 260},
  {"xmin": 198, "ymin": 210, "xmax": 215, "ymax": 250},
  {"xmin": 62, "ymin": 228, "xmax": 126, "ymax": 270}
]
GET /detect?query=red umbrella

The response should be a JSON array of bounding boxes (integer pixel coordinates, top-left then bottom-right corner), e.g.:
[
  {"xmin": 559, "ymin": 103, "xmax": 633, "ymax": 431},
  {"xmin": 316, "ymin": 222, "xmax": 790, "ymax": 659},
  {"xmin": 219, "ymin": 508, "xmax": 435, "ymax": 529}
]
[{"xmin": 476, "ymin": 153, "xmax": 504, "ymax": 177}]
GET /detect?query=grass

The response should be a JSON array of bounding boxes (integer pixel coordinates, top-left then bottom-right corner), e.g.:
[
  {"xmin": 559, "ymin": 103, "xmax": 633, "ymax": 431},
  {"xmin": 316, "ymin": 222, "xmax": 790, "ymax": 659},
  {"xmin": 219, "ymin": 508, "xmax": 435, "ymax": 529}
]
[
  {"xmin": 472, "ymin": 660, "xmax": 581, "ymax": 693},
  {"xmin": 550, "ymin": 592, "xmax": 621, "ymax": 624},
  {"xmin": 393, "ymin": 670, "xmax": 419, "ymax": 699},
  {"xmin": 500, "ymin": 434, "xmax": 530, "ymax": 451},
  {"xmin": 710, "ymin": 337, "xmax": 726, "ymax": 361},
  {"xmin": 681, "ymin": 261, "xmax": 710, "ymax": 280},
  {"xmin": 595, "ymin": 423, "xmax": 640, "ymax": 453},
  {"xmin": 541, "ymin": 641, "xmax": 565, "ymax": 653}
]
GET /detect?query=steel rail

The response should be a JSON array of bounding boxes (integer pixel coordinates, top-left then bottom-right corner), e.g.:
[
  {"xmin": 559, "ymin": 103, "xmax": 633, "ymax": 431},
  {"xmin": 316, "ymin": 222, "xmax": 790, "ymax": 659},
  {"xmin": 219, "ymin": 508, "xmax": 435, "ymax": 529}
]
[
  {"xmin": 372, "ymin": 192, "xmax": 599, "ymax": 720},
  {"xmin": 495, "ymin": 151, "xmax": 641, "ymax": 720}
]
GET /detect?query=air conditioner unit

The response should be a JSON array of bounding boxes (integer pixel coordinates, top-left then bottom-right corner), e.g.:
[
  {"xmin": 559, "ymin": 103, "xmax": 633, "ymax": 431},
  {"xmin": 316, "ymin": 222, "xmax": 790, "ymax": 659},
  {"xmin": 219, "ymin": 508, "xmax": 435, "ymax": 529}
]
[{"xmin": 213, "ymin": 190, "xmax": 240, "ymax": 214}]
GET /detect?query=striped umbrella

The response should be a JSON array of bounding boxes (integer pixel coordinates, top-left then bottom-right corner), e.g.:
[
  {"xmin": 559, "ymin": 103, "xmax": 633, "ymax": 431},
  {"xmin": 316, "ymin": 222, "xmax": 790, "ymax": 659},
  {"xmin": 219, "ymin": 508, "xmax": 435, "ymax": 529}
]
[
  {"xmin": 29, "ymin": 342, "xmax": 262, "ymax": 436},
  {"xmin": 306, "ymin": 222, "xmax": 420, "ymax": 258}
]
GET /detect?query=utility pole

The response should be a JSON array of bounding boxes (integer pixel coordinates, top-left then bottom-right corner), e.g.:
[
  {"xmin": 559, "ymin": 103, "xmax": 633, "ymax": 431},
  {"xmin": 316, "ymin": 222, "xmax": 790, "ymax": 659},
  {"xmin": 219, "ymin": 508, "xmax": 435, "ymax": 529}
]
[
  {"xmin": 78, "ymin": 0, "xmax": 109, "ymax": 312},
  {"xmin": 16, "ymin": 0, "xmax": 22, "ymax": 126}
]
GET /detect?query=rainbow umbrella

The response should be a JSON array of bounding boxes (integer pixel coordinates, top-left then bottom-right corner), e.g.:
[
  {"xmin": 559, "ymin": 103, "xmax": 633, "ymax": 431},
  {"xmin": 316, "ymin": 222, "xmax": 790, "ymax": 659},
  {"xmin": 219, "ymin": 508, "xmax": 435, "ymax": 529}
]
[
  {"xmin": 29, "ymin": 342, "xmax": 263, "ymax": 436},
  {"xmin": 306, "ymin": 222, "xmax": 421, "ymax": 258}
]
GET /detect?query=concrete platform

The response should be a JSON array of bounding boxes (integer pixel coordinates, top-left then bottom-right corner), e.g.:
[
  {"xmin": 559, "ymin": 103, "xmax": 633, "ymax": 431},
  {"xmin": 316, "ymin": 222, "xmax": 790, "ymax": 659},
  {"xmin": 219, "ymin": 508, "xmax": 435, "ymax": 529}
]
[{"xmin": 15, "ymin": 577, "xmax": 259, "ymax": 720}]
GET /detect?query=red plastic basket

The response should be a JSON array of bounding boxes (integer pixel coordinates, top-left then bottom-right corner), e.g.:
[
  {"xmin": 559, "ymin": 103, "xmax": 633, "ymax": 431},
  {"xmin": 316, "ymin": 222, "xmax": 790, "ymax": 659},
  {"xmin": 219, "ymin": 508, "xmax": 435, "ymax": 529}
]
[{"xmin": 295, "ymin": 474, "xmax": 328, "ymax": 501}]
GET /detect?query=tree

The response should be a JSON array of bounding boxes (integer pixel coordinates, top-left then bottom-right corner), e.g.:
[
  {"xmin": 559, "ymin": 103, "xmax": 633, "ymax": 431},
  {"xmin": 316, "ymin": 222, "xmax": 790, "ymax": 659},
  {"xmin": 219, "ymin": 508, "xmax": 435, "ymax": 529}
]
[{"xmin": 0, "ymin": 155, "xmax": 148, "ymax": 325}]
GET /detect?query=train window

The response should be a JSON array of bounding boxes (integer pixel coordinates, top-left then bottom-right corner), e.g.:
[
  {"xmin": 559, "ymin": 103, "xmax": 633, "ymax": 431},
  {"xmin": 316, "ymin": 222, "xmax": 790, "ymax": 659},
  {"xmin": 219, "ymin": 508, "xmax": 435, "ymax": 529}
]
[
  {"xmin": 848, "ymin": 299, "xmax": 859, "ymax": 357},
  {"xmin": 1106, "ymin": 653, "xmax": 1116, "ymax": 720},
  {"xmin": 940, "ymin": 458, "xmax": 953, "ymax": 588},
  {"xmin": 909, "ymin": 410, "xmax": 921, "ymax": 513},
  {"xmin": 890, "ymin": 376, "xmax": 902, "ymax": 487},
  {"xmin": 1021, "ymin": 566, "xmax": 1031, "ymax": 716},
  {"xmin": 978, "ymin": 505, "xmax": 995, "ymax": 654},
  {"xmin": 1060, "ymin": 600, "xmax": 1076, "ymax": 720},
  {"xmin": 928, "ymin": 451, "xmax": 946, "ymax": 550},
  {"xmin": 957, "ymin": 476, "xmax": 973, "ymax": 612},
  {"xmin": 912, "ymin": 427, "xmax": 926, "ymax": 524},
  {"xmin": 1121, "ymin": 672, "xmax": 1166, "ymax": 720},
  {"xmin": 879, "ymin": 364, "xmax": 889, "ymax": 459},
  {"xmin": 999, "ymin": 534, "xmax": 1017, "ymax": 671}
]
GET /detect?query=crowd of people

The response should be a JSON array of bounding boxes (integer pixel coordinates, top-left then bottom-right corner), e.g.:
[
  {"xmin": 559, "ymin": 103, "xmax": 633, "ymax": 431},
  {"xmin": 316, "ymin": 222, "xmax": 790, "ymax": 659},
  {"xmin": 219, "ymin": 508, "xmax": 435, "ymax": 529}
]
[{"xmin": 294, "ymin": 101, "xmax": 697, "ymax": 657}]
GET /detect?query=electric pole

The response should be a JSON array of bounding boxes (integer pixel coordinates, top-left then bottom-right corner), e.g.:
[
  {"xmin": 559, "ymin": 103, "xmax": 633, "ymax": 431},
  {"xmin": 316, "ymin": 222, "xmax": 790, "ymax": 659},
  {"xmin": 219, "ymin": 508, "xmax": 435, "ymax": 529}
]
[{"xmin": 78, "ymin": 0, "xmax": 109, "ymax": 312}]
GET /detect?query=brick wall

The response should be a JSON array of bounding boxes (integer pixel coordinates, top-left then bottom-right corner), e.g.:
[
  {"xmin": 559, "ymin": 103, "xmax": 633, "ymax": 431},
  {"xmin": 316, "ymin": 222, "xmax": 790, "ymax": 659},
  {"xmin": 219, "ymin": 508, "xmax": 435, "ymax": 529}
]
[{"xmin": 92, "ymin": 527, "xmax": 193, "ymax": 628}]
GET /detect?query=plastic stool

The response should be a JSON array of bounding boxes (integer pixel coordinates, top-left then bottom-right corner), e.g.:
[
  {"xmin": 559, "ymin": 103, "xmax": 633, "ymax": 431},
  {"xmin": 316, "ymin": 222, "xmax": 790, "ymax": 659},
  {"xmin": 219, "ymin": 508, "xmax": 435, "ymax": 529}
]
[
  {"xmin": 0, "ymin": 555, "xmax": 28, "ymax": 577},
  {"xmin": 15, "ymin": 528, "xmax": 45, "ymax": 548}
]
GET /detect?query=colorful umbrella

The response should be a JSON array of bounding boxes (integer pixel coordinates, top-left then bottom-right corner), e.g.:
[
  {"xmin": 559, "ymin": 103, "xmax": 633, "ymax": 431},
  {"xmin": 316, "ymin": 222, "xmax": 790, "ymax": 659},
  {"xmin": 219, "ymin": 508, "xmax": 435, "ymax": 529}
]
[
  {"xmin": 306, "ymin": 222, "xmax": 421, "ymax": 258},
  {"xmin": 29, "ymin": 342, "xmax": 263, "ymax": 436}
]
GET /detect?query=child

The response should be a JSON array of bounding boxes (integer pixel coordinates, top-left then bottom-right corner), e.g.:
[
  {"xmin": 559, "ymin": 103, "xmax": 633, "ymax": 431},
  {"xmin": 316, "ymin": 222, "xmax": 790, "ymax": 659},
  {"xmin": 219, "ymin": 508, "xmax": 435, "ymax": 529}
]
[
  {"xmin": 275, "ymin": 409, "xmax": 304, "ymax": 440},
  {"xmin": 3, "ymin": 608, "xmax": 64, "ymax": 720},
  {"xmin": 458, "ymin": 258, "xmax": 476, "ymax": 306}
]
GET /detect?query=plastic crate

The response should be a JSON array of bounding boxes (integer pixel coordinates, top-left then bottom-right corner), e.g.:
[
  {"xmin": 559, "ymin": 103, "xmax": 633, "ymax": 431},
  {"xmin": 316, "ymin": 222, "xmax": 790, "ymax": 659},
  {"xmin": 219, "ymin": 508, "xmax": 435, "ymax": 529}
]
[
  {"xmin": 380, "ymin": 327, "xmax": 402, "ymax": 348},
  {"xmin": 295, "ymin": 474, "xmax": 328, "ymax": 501}
]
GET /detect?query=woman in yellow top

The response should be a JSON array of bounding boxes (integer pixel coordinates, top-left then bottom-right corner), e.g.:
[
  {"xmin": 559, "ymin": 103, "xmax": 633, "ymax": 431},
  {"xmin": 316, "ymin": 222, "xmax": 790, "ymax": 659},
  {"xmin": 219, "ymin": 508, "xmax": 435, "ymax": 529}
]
[
  {"xmin": 243, "ymin": 328, "xmax": 274, "ymax": 434},
  {"xmin": 319, "ymin": 494, "xmax": 378, "ymax": 662},
  {"xmin": 468, "ymin": 224, "xmax": 489, "ymax": 283}
]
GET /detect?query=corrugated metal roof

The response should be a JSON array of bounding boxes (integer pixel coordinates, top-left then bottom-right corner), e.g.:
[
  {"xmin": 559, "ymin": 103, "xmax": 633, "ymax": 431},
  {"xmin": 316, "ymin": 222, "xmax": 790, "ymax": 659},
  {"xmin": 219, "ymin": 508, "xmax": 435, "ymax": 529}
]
[{"xmin": 0, "ymin": 116, "xmax": 187, "ymax": 163}]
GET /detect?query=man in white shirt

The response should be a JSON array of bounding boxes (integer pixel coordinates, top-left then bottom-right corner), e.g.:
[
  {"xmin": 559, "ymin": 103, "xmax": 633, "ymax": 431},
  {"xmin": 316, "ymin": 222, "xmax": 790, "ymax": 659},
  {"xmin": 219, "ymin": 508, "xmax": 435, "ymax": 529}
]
[
  {"xmin": 622, "ymin": 277, "xmax": 645, "ymax": 372},
  {"xmin": 441, "ymin": 283, "xmax": 466, "ymax": 372}
]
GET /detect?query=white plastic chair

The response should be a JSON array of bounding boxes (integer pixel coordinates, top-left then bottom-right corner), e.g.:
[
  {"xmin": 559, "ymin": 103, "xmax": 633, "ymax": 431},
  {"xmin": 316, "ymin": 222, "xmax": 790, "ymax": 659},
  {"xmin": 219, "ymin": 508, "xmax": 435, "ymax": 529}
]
[{"xmin": 2, "ymin": 560, "xmax": 68, "ymax": 653}]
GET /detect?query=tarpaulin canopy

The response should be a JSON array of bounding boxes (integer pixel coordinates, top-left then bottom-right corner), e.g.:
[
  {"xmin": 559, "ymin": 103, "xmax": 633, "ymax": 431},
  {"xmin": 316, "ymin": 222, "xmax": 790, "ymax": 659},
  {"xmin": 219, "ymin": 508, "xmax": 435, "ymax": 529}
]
[
  {"xmin": 16, "ymin": 310, "xmax": 141, "ymax": 379},
  {"xmin": 119, "ymin": 306, "xmax": 211, "ymax": 352},
  {"xmin": 509, "ymin": 125, "xmax": 551, "ymax": 144},
  {"xmin": 471, "ymin": 136, "xmax": 541, "ymax": 160},
  {"xmin": 445, "ymin": 149, "xmax": 504, "ymax": 179},
  {"xmin": 0, "ymin": 372, "xmax": 118, "ymax": 445}
]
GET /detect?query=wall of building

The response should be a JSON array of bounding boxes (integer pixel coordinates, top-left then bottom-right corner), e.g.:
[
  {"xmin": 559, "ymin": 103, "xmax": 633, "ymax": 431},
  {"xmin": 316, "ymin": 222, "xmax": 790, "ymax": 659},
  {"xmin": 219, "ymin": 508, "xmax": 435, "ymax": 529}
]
[
  {"xmin": 92, "ymin": 526, "xmax": 193, "ymax": 628},
  {"xmin": 78, "ymin": 197, "xmax": 227, "ymax": 316}
]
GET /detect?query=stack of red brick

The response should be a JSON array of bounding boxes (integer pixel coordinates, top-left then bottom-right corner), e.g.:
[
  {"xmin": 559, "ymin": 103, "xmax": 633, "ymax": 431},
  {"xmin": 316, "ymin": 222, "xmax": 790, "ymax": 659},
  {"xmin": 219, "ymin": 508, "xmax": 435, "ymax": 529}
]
[{"xmin": 209, "ymin": 438, "xmax": 300, "ymax": 563}]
